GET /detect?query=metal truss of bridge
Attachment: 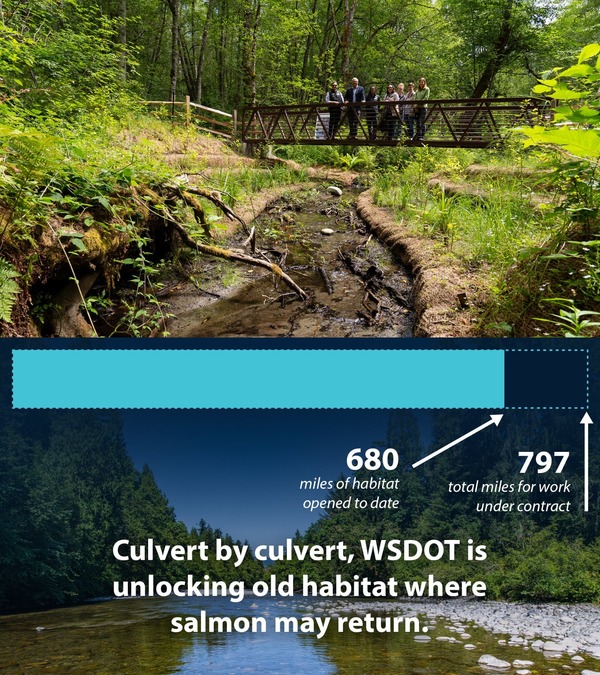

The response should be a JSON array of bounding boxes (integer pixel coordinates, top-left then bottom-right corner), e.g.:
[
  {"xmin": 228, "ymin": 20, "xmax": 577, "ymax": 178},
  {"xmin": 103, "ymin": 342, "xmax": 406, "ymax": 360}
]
[{"xmin": 241, "ymin": 98, "xmax": 548, "ymax": 148}]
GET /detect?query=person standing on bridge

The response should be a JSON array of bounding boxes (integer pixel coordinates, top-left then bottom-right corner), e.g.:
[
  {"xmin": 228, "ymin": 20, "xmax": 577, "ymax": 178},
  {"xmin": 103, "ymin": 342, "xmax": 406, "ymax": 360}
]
[
  {"xmin": 382, "ymin": 84, "xmax": 399, "ymax": 140},
  {"xmin": 395, "ymin": 82, "xmax": 406, "ymax": 139},
  {"xmin": 414, "ymin": 77, "xmax": 430, "ymax": 141},
  {"xmin": 344, "ymin": 77, "xmax": 365, "ymax": 139},
  {"xmin": 404, "ymin": 82, "xmax": 416, "ymax": 139},
  {"xmin": 365, "ymin": 85, "xmax": 380, "ymax": 140},
  {"xmin": 325, "ymin": 81, "xmax": 344, "ymax": 138}
]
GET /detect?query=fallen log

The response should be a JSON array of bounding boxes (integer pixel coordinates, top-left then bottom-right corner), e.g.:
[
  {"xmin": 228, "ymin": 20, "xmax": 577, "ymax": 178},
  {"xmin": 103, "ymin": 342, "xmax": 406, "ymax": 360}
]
[{"xmin": 170, "ymin": 219, "xmax": 308, "ymax": 300}]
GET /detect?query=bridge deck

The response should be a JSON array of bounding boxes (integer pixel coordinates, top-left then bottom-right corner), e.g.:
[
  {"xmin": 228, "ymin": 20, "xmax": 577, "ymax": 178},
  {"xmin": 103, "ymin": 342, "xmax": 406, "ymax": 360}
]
[{"xmin": 242, "ymin": 98, "xmax": 547, "ymax": 148}]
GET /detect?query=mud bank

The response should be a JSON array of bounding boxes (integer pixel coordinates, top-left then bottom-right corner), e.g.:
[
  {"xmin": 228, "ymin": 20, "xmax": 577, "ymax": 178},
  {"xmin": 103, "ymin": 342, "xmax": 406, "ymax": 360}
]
[{"xmin": 356, "ymin": 191, "xmax": 473, "ymax": 337}]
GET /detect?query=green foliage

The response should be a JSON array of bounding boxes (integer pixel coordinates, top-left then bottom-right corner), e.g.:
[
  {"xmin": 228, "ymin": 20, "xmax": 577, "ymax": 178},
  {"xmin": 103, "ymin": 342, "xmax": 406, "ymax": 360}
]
[
  {"xmin": 0, "ymin": 260, "xmax": 20, "ymax": 323},
  {"xmin": 494, "ymin": 533, "xmax": 600, "ymax": 601},
  {"xmin": 0, "ymin": 412, "xmax": 264, "ymax": 612},
  {"xmin": 481, "ymin": 44, "xmax": 600, "ymax": 335},
  {"xmin": 521, "ymin": 43, "xmax": 600, "ymax": 158},
  {"xmin": 1, "ymin": 0, "xmax": 138, "ymax": 122},
  {"xmin": 284, "ymin": 410, "xmax": 600, "ymax": 603},
  {"xmin": 536, "ymin": 297, "xmax": 600, "ymax": 336}
]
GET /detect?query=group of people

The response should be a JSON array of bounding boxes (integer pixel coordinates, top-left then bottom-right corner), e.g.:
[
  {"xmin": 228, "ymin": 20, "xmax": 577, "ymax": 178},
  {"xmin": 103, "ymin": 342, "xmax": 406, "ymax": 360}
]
[{"xmin": 324, "ymin": 77, "xmax": 430, "ymax": 141}]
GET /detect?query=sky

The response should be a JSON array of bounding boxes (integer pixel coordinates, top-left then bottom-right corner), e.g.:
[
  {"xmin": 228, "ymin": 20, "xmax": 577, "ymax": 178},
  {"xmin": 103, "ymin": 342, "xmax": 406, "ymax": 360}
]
[{"xmin": 123, "ymin": 409, "xmax": 394, "ymax": 546}]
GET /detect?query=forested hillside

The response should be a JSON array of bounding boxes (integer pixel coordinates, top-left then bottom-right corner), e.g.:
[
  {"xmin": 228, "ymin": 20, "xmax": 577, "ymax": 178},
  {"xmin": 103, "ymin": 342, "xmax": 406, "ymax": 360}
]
[
  {"xmin": 274, "ymin": 410, "xmax": 600, "ymax": 602},
  {"xmin": 0, "ymin": 410, "xmax": 264, "ymax": 612}
]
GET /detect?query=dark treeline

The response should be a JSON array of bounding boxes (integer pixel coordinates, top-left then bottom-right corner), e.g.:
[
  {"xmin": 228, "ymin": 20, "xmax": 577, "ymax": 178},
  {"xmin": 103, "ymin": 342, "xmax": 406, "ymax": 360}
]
[
  {"xmin": 274, "ymin": 410, "xmax": 600, "ymax": 602},
  {"xmin": 0, "ymin": 411, "xmax": 263, "ymax": 613},
  {"xmin": 2, "ymin": 0, "xmax": 599, "ymax": 116}
]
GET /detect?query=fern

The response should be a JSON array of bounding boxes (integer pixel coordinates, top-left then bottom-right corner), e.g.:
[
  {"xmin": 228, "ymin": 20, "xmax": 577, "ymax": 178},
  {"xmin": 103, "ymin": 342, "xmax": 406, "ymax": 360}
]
[{"xmin": 0, "ymin": 259, "xmax": 20, "ymax": 323}]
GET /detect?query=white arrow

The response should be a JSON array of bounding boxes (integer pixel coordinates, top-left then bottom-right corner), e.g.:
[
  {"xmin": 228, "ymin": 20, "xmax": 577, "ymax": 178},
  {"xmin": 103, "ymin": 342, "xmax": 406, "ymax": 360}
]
[
  {"xmin": 412, "ymin": 414, "xmax": 504, "ymax": 469},
  {"xmin": 581, "ymin": 412, "xmax": 593, "ymax": 513}
]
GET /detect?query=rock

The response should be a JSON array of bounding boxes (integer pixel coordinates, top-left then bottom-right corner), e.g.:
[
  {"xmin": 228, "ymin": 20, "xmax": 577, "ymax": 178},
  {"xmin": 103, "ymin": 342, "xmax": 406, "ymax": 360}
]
[
  {"xmin": 464, "ymin": 644, "xmax": 476, "ymax": 649},
  {"xmin": 513, "ymin": 660, "xmax": 534, "ymax": 667},
  {"xmin": 478, "ymin": 654, "xmax": 511, "ymax": 669},
  {"xmin": 543, "ymin": 641, "xmax": 567, "ymax": 652},
  {"xmin": 571, "ymin": 655, "xmax": 584, "ymax": 663},
  {"xmin": 414, "ymin": 635, "xmax": 431, "ymax": 641},
  {"xmin": 326, "ymin": 185, "xmax": 342, "ymax": 196},
  {"xmin": 320, "ymin": 227, "xmax": 335, "ymax": 235},
  {"xmin": 582, "ymin": 671, "xmax": 600, "ymax": 675},
  {"xmin": 515, "ymin": 670, "xmax": 531, "ymax": 675}
]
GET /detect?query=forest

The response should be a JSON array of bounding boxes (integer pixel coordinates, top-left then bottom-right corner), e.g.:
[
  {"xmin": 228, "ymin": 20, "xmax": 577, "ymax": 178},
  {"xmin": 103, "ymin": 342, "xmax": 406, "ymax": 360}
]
[
  {"xmin": 0, "ymin": 410, "xmax": 264, "ymax": 612},
  {"xmin": 1, "ymin": 407, "xmax": 598, "ymax": 614},
  {"xmin": 0, "ymin": 0, "xmax": 599, "ymax": 337},
  {"xmin": 274, "ymin": 410, "xmax": 600, "ymax": 603}
]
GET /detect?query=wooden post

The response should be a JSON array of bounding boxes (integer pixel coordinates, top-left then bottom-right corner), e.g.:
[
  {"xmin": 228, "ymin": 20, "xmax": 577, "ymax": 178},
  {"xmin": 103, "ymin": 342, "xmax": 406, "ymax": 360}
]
[
  {"xmin": 232, "ymin": 109, "xmax": 238, "ymax": 140},
  {"xmin": 185, "ymin": 95, "xmax": 191, "ymax": 127}
]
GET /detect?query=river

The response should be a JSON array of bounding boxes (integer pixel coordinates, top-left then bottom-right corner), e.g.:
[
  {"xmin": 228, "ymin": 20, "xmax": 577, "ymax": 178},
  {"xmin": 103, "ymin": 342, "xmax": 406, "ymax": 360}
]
[{"xmin": 2, "ymin": 595, "xmax": 598, "ymax": 674}]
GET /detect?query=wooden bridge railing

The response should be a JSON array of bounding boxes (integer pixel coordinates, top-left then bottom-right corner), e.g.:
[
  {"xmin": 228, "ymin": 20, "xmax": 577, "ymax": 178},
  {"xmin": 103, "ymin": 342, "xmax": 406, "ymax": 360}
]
[
  {"xmin": 241, "ymin": 97, "xmax": 549, "ymax": 148},
  {"xmin": 143, "ymin": 96, "xmax": 237, "ymax": 139}
]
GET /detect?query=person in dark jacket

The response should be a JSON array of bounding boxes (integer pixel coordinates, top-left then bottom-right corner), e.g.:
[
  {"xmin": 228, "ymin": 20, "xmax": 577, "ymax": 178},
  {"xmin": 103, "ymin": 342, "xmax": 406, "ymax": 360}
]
[
  {"xmin": 325, "ymin": 81, "xmax": 344, "ymax": 138},
  {"xmin": 344, "ymin": 77, "xmax": 365, "ymax": 138}
]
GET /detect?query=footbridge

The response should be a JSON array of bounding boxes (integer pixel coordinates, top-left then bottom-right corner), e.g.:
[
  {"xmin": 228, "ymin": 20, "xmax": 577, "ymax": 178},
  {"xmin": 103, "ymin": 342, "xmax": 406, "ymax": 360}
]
[{"xmin": 241, "ymin": 97, "xmax": 547, "ymax": 148}]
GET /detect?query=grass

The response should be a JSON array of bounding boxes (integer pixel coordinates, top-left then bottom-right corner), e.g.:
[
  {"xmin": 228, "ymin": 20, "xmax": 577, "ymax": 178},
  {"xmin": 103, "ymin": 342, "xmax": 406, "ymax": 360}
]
[
  {"xmin": 0, "ymin": 107, "xmax": 314, "ymax": 335},
  {"xmin": 369, "ymin": 144, "xmax": 597, "ymax": 336}
]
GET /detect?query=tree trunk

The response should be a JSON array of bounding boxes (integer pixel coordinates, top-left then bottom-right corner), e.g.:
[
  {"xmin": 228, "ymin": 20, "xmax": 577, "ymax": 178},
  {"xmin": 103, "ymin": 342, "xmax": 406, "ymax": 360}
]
[
  {"xmin": 341, "ymin": 0, "xmax": 358, "ymax": 83},
  {"xmin": 146, "ymin": 2, "xmax": 168, "ymax": 95},
  {"xmin": 241, "ymin": 0, "xmax": 261, "ymax": 107},
  {"xmin": 194, "ymin": 0, "xmax": 215, "ymax": 102},
  {"xmin": 166, "ymin": 0, "xmax": 180, "ymax": 104},
  {"xmin": 470, "ymin": 0, "xmax": 514, "ymax": 98},
  {"xmin": 300, "ymin": 0, "xmax": 319, "ymax": 102},
  {"xmin": 119, "ymin": 0, "xmax": 127, "ymax": 78}
]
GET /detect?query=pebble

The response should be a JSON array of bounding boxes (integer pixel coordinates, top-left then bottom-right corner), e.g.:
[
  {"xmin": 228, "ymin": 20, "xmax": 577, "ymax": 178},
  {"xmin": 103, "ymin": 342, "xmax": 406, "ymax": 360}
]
[
  {"xmin": 320, "ymin": 227, "xmax": 334, "ymax": 235},
  {"xmin": 326, "ymin": 186, "xmax": 343, "ymax": 196}
]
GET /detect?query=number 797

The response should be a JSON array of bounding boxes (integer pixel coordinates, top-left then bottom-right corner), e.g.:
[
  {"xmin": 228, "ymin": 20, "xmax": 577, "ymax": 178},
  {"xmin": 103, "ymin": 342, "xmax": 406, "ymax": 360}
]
[{"xmin": 518, "ymin": 451, "xmax": 569, "ymax": 473}]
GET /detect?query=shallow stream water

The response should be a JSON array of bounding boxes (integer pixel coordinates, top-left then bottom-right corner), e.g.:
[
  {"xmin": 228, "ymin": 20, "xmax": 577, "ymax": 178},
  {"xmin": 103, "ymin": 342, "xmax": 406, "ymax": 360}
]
[
  {"xmin": 2, "ymin": 596, "xmax": 598, "ymax": 674},
  {"xmin": 166, "ymin": 190, "xmax": 413, "ymax": 338}
]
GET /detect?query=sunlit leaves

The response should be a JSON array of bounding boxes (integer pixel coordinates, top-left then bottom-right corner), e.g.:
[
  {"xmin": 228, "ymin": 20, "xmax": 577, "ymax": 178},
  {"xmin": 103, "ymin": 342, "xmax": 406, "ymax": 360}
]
[
  {"xmin": 521, "ymin": 126, "xmax": 600, "ymax": 157},
  {"xmin": 521, "ymin": 43, "xmax": 600, "ymax": 159},
  {"xmin": 577, "ymin": 42, "xmax": 600, "ymax": 63}
]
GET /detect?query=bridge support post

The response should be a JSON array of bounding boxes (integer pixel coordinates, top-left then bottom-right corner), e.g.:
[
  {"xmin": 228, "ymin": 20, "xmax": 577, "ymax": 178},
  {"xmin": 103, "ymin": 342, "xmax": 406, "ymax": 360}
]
[{"xmin": 185, "ymin": 95, "xmax": 191, "ymax": 127}]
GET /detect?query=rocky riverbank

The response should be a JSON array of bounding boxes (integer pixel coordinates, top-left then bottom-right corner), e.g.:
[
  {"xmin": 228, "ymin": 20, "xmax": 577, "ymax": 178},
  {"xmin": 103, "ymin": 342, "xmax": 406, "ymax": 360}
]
[{"xmin": 304, "ymin": 598, "xmax": 600, "ymax": 673}]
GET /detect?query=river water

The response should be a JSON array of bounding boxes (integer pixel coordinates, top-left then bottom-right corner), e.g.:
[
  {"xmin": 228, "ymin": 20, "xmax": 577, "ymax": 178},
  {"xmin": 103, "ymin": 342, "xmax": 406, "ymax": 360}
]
[
  {"xmin": 166, "ymin": 190, "xmax": 413, "ymax": 338},
  {"xmin": 1, "ymin": 595, "xmax": 596, "ymax": 674}
]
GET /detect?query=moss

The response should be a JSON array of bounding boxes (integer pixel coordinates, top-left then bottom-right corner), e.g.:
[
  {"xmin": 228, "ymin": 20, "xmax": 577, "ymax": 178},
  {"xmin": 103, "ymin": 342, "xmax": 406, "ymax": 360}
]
[{"xmin": 82, "ymin": 227, "xmax": 106, "ymax": 258}]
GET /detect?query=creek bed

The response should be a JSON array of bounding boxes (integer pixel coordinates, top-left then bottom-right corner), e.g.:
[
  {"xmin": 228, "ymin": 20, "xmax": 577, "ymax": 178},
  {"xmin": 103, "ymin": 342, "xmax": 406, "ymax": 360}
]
[{"xmin": 166, "ymin": 188, "xmax": 413, "ymax": 338}]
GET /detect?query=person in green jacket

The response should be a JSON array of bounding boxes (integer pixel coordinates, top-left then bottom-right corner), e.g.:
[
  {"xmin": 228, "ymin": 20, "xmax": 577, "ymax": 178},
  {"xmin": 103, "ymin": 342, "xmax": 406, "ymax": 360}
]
[{"xmin": 413, "ymin": 77, "xmax": 430, "ymax": 141}]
